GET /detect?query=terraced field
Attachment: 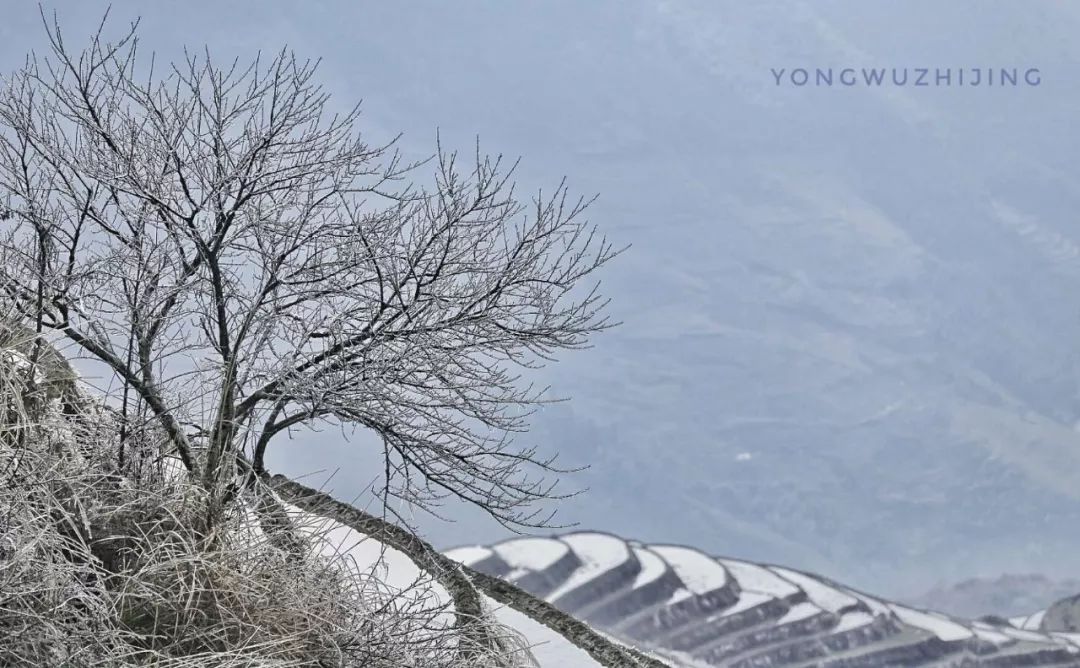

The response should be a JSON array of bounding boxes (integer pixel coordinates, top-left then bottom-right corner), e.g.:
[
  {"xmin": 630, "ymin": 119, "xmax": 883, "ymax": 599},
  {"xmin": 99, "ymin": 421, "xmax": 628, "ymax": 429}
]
[{"xmin": 448, "ymin": 534, "xmax": 1080, "ymax": 667}]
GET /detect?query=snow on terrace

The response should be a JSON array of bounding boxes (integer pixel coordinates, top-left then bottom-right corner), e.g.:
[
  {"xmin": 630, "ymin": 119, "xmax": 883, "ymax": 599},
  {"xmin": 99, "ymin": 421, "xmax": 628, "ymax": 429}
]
[
  {"xmin": 713, "ymin": 591, "xmax": 773, "ymax": 619},
  {"xmin": 1000, "ymin": 628, "xmax": 1080, "ymax": 657},
  {"xmin": 834, "ymin": 611, "xmax": 876, "ymax": 633},
  {"xmin": 547, "ymin": 532, "xmax": 631, "ymax": 601},
  {"xmin": 651, "ymin": 545, "xmax": 728, "ymax": 594},
  {"xmin": 888, "ymin": 604, "xmax": 974, "ymax": 642},
  {"xmin": 493, "ymin": 537, "xmax": 568, "ymax": 571},
  {"xmin": 630, "ymin": 545, "xmax": 667, "ymax": 589},
  {"xmin": 769, "ymin": 566, "xmax": 858, "ymax": 613},
  {"xmin": 1022, "ymin": 609, "xmax": 1048, "ymax": 630},
  {"xmin": 1000, "ymin": 624, "xmax": 1074, "ymax": 647},
  {"xmin": 969, "ymin": 621, "xmax": 1013, "ymax": 647},
  {"xmin": 720, "ymin": 559, "xmax": 800, "ymax": 599},
  {"xmin": 852, "ymin": 591, "xmax": 891, "ymax": 616},
  {"xmin": 777, "ymin": 601, "xmax": 824, "ymax": 625},
  {"xmin": 443, "ymin": 545, "xmax": 493, "ymax": 567},
  {"xmin": 1055, "ymin": 633, "xmax": 1080, "ymax": 651}
]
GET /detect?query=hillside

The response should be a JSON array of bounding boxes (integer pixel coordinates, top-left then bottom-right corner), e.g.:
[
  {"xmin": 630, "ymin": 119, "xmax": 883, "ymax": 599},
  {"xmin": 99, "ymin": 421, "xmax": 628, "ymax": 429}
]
[
  {"xmin": 5, "ymin": 327, "xmax": 1080, "ymax": 666},
  {"xmin": 448, "ymin": 534, "xmax": 1080, "ymax": 667},
  {"xmin": 4, "ymin": 0, "xmax": 1080, "ymax": 613},
  {"xmin": 0, "ymin": 328, "xmax": 663, "ymax": 667},
  {"xmin": 909, "ymin": 574, "xmax": 1080, "ymax": 620},
  {"xmin": 264, "ymin": 0, "xmax": 1080, "ymax": 598}
]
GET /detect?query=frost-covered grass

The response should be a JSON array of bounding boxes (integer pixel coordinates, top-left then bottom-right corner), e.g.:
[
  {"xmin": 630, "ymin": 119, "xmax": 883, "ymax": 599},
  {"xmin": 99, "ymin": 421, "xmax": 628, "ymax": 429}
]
[{"xmin": 0, "ymin": 334, "xmax": 534, "ymax": 668}]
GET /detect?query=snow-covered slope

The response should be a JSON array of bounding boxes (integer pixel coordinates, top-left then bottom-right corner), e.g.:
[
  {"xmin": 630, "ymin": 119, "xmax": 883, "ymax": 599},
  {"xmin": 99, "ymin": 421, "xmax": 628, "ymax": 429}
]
[
  {"xmin": 271, "ymin": 477, "xmax": 675, "ymax": 668},
  {"xmin": 282, "ymin": 500, "xmax": 622, "ymax": 666},
  {"xmin": 448, "ymin": 534, "xmax": 1080, "ymax": 667}
]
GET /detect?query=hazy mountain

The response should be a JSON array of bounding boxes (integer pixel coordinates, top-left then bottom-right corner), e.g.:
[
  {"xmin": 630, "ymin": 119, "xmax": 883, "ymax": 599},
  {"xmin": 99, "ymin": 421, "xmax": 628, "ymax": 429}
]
[
  {"xmin": 269, "ymin": 0, "xmax": 1080, "ymax": 598},
  {"xmin": 909, "ymin": 574, "xmax": 1080, "ymax": 620},
  {"xmin": 390, "ymin": 0, "xmax": 1080, "ymax": 598},
  {"xmin": 6, "ymin": 0, "xmax": 1080, "ymax": 600}
]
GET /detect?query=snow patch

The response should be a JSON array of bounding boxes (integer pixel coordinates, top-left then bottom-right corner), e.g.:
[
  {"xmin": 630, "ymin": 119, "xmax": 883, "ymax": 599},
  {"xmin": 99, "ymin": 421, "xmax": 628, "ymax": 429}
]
[
  {"xmin": 494, "ymin": 537, "xmax": 568, "ymax": 571},
  {"xmin": 1022, "ymin": 609, "xmax": 1047, "ymax": 630},
  {"xmin": 481, "ymin": 594, "xmax": 602, "ymax": 667},
  {"xmin": 889, "ymin": 605, "xmax": 973, "ymax": 642},
  {"xmin": 283, "ymin": 502, "xmax": 452, "ymax": 618},
  {"xmin": 1051, "ymin": 633, "xmax": 1080, "ymax": 651},
  {"xmin": 714, "ymin": 591, "xmax": 771, "ymax": 618},
  {"xmin": 1002, "ymin": 625, "xmax": 1058, "ymax": 643},
  {"xmin": 970, "ymin": 625, "xmax": 1013, "ymax": 646},
  {"xmin": 652, "ymin": 545, "xmax": 728, "ymax": 594},
  {"xmin": 630, "ymin": 545, "xmax": 667, "ymax": 588},
  {"xmin": 834, "ymin": 611, "xmax": 875, "ymax": 633},
  {"xmin": 547, "ymin": 533, "xmax": 630, "ymax": 601},
  {"xmin": 443, "ymin": 545, "xmax": 493, "ymax": 566},
  {"xmin": 770, "ymin": 566, "xmax": 857, "ymax": 612},
  {"xmin": 777, "ymin": 601, "xmax": 822, "ymax": 625},
  {"xmin": 721, "ymin": 559, "xmax": 800, "ymax": 598}
]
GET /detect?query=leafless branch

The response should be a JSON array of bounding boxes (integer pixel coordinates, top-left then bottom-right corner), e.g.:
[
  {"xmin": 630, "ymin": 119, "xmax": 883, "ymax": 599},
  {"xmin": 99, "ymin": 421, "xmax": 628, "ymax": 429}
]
[{"xmin": 0, "ymin": 13, "xmax": 619, "ymax": 531}]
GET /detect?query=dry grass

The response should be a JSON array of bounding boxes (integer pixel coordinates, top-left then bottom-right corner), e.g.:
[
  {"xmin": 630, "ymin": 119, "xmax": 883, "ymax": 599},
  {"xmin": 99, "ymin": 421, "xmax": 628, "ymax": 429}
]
[{"xmin": 0, "ymin": 332, "xmax": 536, "ymax": 667}]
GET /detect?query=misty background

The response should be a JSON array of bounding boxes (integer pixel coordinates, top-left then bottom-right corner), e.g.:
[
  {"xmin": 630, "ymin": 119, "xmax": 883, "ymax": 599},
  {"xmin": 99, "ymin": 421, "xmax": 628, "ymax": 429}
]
[{"xmin": 4, "ymin": 1, "xmax": 1080, "ymax": 606}]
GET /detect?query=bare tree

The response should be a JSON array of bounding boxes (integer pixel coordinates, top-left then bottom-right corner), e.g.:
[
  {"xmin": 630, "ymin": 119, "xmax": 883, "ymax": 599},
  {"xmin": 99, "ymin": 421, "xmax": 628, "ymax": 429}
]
[{"xmin": 0, "ymin": 14, "xmax": 617, "ymax": 531}]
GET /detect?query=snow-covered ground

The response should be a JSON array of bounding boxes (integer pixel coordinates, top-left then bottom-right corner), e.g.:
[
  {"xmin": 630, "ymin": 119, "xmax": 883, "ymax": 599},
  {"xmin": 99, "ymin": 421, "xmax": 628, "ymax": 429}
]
[
  {"xmin": 449, "ymin": 533, "xmax": 1080, "ymax": 667},
  {"xmin": 649, "ymin": 545, "xmax": 727, "ymax": 595},
  {"xmin": 718, "ymin": 559, "xmax": 799, "ymax": 599},
  {"xmin": 776, "ymin": 601, "xmax": 822, "ymax": 625},
  {"xmin": 78, "ymin": 454, "xmax": 1080, "ymax": 667},
  {"xmin": 630, "ymin": 545, "xmax": 667, "ymax": 589},
  {"xmin": 547, "ymin": 533, "xmax": 630, "ymax": 602},
  {"xmin": 494, "ymin": 537, "xmax": 570, "ymax": 572},
  {"xmin": 481, "ymin": 594, "xmax": 602, "ymax": 667},
  {"xmin": 445, "ymin": 545, "xmax": 494, "ymax": 566},
  {"xmin": 1012, "ymin": 608, "xmax": 1048, "ymax": 630},
  {"xmin": 770, "ymin": 566, "xmax": 858, "ymax": 612},
  {"xmin": 283, "ymin": 501, "xmax": 452, "ymax": 617},
  {"xmin": 279, "ymin": 504, "xmax": 662, "ymax": 666},
  {"xmin": 888, "ymin": 604, "xmax": 974, "ymax": 642}
]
